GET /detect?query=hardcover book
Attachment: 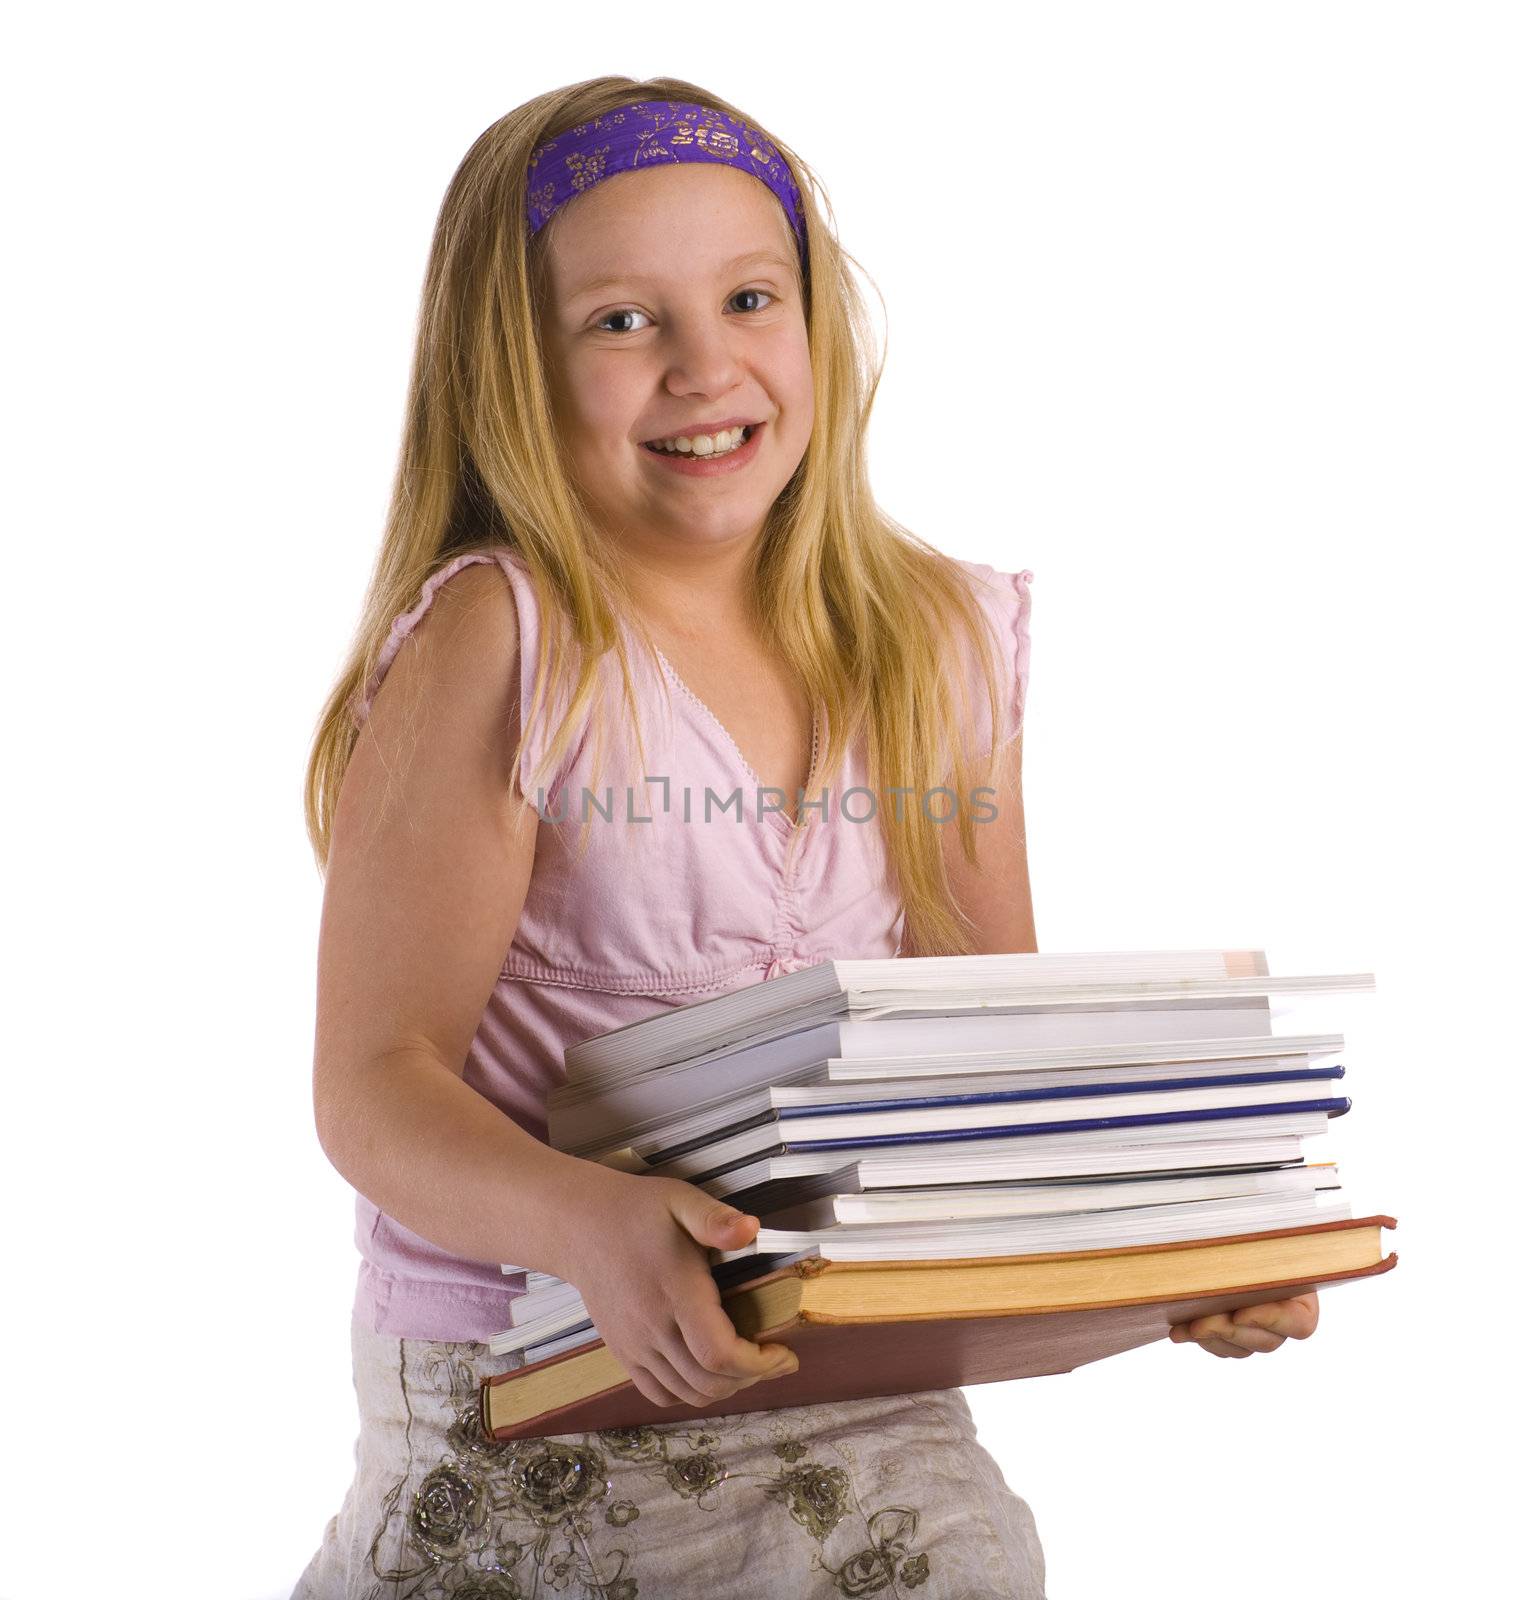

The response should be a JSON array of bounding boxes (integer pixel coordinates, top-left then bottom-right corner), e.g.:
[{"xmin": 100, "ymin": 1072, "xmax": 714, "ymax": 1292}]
[{"xmin": 481, "ymin": 1216, "xmax": 1396, "ymax": 1441}]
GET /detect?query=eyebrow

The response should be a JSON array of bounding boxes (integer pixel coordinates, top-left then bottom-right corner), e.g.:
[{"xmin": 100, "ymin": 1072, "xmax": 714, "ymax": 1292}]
[{"xmin": 565, "ymin": 248, "xmax": 796, "ymax": 304}]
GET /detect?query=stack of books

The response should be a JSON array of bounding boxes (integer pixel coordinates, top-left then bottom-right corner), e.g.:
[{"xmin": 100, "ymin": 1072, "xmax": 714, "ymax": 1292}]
[{"xmin": 480, "ymin": 950, "xmax": 1397, "ymax": 1441}]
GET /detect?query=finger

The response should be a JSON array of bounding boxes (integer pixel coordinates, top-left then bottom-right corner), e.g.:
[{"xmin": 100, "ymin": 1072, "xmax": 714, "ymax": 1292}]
[
  {"xmin": 665, "ymin": 1184, "xmax": 761, "ymax": 1254},
  {"xmin": 1232, "ymin": 1295, "xmax": 1319, "ymax": 1341},
  {"xmin": 675, "ymin": 1298, "xmax": 791, "ymax": 1385},
  {"xmin": 661, "ymin": 1331, "xmax": 763, "ymax": 1401},
  {"xmin": 1219, "ymin": 1324, "xmax": 1287, "ymax": 1354},
  {"xmin": 1198, "ymin": 1336, "xmax": 1254, "ymax": 1359},
  {"xmin": 1278, "ymin": 1292, "xmax": 1319, "ymax": 1337},
  {"xmin": 694, "ymin": 1336, "xmax": 797, "ymax": 1393},
  {"xmin": 626, "ymin": 1362, "xmax": 680, "ymax": 1409},
  {"xmin": 642, "ymin": 1346, "xmax": 712, "ymax": 1408},
  {"xmin": 746, "ymin": 1342, "xmax": 800, "ymax": 1381},
  {"xmin": 1181, "ymin": 1312, "xmax": 1239, "ymax": 1342}
]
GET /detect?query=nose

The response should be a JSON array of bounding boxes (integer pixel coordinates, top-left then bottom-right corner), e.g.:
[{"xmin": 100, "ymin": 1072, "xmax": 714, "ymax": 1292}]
[{"xmin": 661, "ymin": 318, "xmax": 746, "ymax": 402}]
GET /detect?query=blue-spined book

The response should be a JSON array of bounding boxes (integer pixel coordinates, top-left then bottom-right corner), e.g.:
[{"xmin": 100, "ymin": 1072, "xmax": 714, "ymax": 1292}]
[
  {"xmin": 780, "ymin": 1098, "xmax": 1352, "ymax": 1153},
  {"xmin": 630, "ymin": 1067, "xmax": 1345, "ymax": 1166},
  {"xmin": 771, "ymin": 1065, "xmax": 1344, "ymax": 1120},
  {"xmin": 661, "ymin": 1100, "xmax": 1352, "ymax": 1189},
  {"xmin": 637, "ymin": 1078, "xmax": 1352, "ymax": 1178}
]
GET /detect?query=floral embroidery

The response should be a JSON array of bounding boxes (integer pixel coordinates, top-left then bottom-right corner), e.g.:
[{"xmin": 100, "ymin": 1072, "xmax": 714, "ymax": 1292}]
[
  {"xmin": 663, "ymin": 1449, "xmax": 728, "ymax": 1505},
  {"xmin": 900, "ymin": 1553, "xmax": 931, "ymax": 1588},
  {"xmin": 868, "ymin": 1507, "xmax": 919, "ymax": 1553},
  {"xmin": 820, "ymin": 1510, "xmax": 929, "ymax": 1597},
  {"xmin": 829, "ymin": 1547, "xmax": 899, "ymax": 1597},
  {"xmin": 598, "ymin": 1426, "xmax": 662, "ymax": 1463},
  {"xmin": 447, "ymin": 1400, "xmax": 516, "ymax": 1464},
  {"xmin": 410, "ymin": 1462, "xmax": 491, "ymax": 1562},
  {"xmin": 768, "ymin": 1461, "xmax": 851, "ymax": 1539},
  {"xmin": 439, "ymin": 1574, "xmax": 525, "ymax": 1600},
  {"xmin": 502, "ymin": 1441, "xmax": 609, "ymax": 1527},
  {"xmin": 363, "ymin": 1340, "xmax": 939, "ymax": 1598}
]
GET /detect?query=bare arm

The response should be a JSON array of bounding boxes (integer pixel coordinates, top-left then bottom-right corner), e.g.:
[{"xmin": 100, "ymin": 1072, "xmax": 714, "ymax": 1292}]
[
  {"xmin": 905, "ymin": 732, "xmax": 1037, "ymax": 956},
  {"xmin": 312, "ymin": 562, "xmax": 616, "ymax": 1280},
  {"xmin": 312, "ymin": 563, "xmax": 801, "ymax": 1405}
]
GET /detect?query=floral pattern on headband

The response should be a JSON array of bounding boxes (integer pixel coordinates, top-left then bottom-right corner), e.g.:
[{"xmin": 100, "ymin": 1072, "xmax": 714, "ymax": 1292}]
[{"xmin": 525, "ymin": 100, "xmax": 807, "ymax": 266}]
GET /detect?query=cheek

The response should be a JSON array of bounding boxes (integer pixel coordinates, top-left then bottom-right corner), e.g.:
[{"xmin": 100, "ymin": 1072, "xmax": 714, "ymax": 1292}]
[
  {"xmin": 784, "ymin": 378, "xmax": 815, "ymax": 451},
  {"xmin": 550, "ymin": 341, "xmax": 633, "ymax": 428},
  {"xmin": 781, "ymin": 330, "xmax": 815, "ymax": 432},
  {"xmin": 558, "ymin": 375, "xmax": 640, "ymax": 478},
  {"xmin": 562, "ymin": 363, "xmax": 623, "ymax": 433}
]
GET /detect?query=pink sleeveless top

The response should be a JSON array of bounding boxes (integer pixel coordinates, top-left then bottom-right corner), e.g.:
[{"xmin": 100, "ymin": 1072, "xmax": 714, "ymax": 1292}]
[{"xmin": 347, "ymin": 546, "xmax": 1034, "ymax": 1338}]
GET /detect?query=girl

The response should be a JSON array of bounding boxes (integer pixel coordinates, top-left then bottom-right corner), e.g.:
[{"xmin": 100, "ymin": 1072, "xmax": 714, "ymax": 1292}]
[{"xmin": 295, "ymin": 77, "xmax": 1315, "ymax": 1600}]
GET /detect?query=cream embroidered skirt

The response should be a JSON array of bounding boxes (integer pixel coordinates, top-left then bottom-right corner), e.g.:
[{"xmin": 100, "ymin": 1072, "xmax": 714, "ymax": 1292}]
[{"xmin": 292, "ymin": 1316, "xmax": 1048, "ymax": 1599}]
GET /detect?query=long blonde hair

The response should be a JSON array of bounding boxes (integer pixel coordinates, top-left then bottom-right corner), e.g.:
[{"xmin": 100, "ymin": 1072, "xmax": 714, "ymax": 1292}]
[{"xmin": 304, "ymin": 74, "xmax": 1014, "ymax": 956}]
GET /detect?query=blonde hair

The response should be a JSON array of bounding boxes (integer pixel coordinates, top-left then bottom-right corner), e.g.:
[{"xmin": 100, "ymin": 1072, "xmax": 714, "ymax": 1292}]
[{"xmin": 304, "ymin": 74, "xmax": 1014, "ymax": 956}]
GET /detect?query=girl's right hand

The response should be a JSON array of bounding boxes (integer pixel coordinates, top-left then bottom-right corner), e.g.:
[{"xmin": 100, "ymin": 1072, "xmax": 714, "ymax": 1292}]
[{"xmin": 562, "ymin": 1170, "xmax": 801, "ymax": 1409}]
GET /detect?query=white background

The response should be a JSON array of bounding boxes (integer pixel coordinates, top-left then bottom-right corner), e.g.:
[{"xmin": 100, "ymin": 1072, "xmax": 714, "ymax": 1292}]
[{"xmin": 4, "ymin": 3, "xmax": 1522, "ymax": 1596}]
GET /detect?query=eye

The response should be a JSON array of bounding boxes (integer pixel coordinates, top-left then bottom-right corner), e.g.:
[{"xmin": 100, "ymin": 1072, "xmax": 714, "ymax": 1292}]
[
  {"xmin": 591, "ymin": 287, "xmax": 778, "ymax": 336},
  {"xmin": 593, "ymin": 307, "xmax": 652, "ymax": 336}
]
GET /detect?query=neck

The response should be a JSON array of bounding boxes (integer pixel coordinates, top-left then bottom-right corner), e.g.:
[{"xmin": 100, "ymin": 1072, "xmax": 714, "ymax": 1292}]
[{"xmin": 606, "ymin": 529, "xmax": 764, "ymax": 642}]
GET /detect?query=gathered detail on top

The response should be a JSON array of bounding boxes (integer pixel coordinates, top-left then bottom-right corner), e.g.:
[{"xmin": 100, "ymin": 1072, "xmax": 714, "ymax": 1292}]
[{"xmin": 496, "ymin": 948, "xmax": 813, "ymax": 997}]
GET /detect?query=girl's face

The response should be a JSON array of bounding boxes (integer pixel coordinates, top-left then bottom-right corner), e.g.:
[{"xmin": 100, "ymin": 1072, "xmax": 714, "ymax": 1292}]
[{"xmin": 537, "ymin": 162, "xmax": 814, "ymax": 560}]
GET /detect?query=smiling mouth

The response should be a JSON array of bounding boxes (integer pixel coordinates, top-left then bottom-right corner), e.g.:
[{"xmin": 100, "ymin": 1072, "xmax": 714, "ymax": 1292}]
[{"xmin": 641, "ymin": 424, "xmax": 758, "ymax": 457}]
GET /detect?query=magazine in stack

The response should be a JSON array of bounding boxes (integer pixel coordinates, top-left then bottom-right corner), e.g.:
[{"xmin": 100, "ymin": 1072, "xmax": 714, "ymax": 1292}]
[{"xmin": 480, "ymin": 949, "xmax": 1397, "ymax": 1441}]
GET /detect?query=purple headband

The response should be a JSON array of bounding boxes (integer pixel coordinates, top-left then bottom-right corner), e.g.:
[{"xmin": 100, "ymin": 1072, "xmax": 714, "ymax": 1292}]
[{"xmin": 525, "ymin": 100, "xmax": 808, "ymax": 272}]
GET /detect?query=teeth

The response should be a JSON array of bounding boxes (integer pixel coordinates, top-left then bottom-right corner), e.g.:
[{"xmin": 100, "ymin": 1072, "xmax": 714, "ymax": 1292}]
[{"xmin": 646, "ymin": 426, "xmax": 748, "ymax": 456}]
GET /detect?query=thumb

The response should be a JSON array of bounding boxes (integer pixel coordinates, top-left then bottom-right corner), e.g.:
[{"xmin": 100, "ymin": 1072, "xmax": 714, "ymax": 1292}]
[{"xmin": 672, "ymin": 1189, "xmax": 760, "ymax": 1249}]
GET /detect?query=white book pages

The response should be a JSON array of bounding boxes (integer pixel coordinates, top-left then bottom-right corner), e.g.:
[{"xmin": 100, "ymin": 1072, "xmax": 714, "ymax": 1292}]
[
  {"xmin": 566, "ymin": 972, "xmax": 1371, "ymax": 1083},
  {"xmin": 581, "ymin": 1060, "xmax": 1338, "ymax": 1168},
  {"xmin": 563, "ymin": 951, "xmax": 1277, "ymax": 1080},
  {"xmin": 551, "ymin": 1002, "xmax": 1288, "ymax": 1122},
  {"xmin": 518, "ymin": 1321, "xmax": 599, "ymax": 1364},
  {"xmin": 548, "ymin": 1012, "xmax": 1339, "ymax": 1155},
  {"xmin": 489, "ymin": 1302, "xmax": 597, "ymax": 1356},
  {"xmin": 712, "ymin": 1191, "xmax": 1355, "ymax": 1264},
  {"xmin": 825, "ymin": 1027, "xmax": 1340, "ymax": 1080},
  {"xmin": 496, "ymin": 1268, "xmax": 565, "ymax": 1297},
  {"xmin": 762, "ymin": 1163, "xmax": 1338, "ymax": 1229},
  {"xmin": 693, "ymin": 1117, "xmax": 1326, "ymax": 1197},
  {"xmin": 636, "ymin": 1081, "xmax": 1349, "ymax": 1181},
  {"xmin": 502, "ymin": 1280, "xmax": 586, "ymax": 1328}
]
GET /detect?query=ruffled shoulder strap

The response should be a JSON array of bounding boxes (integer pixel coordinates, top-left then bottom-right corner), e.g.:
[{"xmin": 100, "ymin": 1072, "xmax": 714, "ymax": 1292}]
[
  {"xmin": 351, "ymin": 547, "xmax": 580, "ymax": 803},
  {"xmin": 946, "ymin": 557, "xmax": 1035, "ymax": 762}
]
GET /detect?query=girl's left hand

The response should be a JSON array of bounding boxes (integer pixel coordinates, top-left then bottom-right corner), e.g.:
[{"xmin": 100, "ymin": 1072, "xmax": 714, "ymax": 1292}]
[{"xmin": 1167, "ymin": 1291, "xmax": 1319, "ymax": 1358}]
